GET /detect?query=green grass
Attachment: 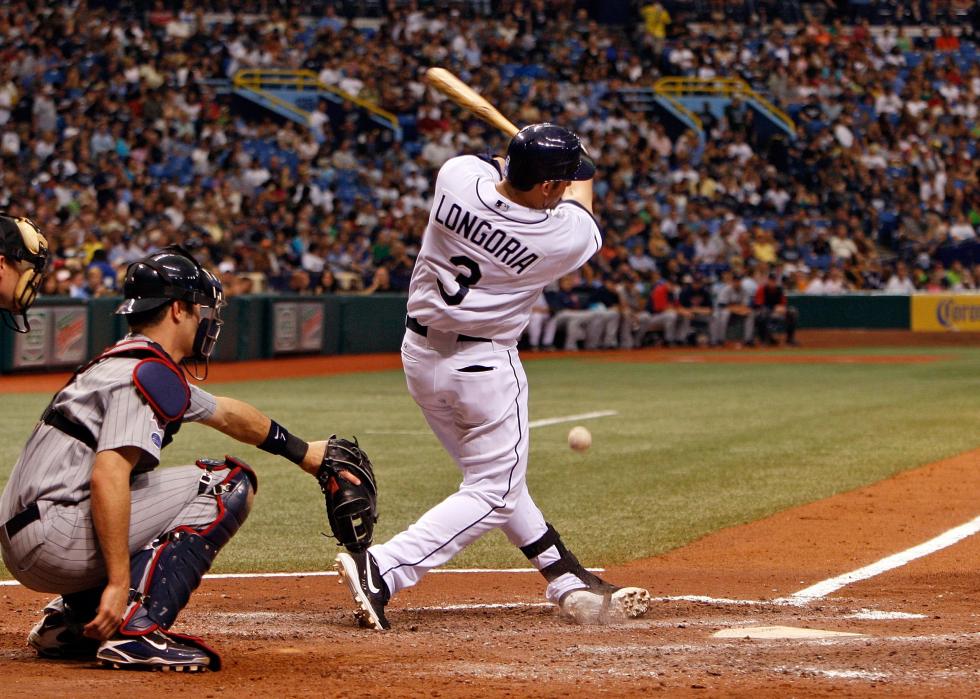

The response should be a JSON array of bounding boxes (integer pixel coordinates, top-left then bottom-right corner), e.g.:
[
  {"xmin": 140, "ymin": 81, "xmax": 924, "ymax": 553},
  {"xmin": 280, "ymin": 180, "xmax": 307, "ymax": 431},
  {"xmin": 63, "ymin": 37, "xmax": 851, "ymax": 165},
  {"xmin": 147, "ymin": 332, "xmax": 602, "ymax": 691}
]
[{"xmin": 2, "ymin": 348, "xmax": 979, "ymax": 577}]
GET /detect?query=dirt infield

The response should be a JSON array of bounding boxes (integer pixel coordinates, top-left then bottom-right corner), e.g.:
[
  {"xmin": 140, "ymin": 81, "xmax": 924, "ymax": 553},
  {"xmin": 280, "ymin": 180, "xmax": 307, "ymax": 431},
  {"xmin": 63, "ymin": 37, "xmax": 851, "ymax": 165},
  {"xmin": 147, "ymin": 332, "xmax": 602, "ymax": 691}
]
[
  {"xmin": 2, "ymin": 448, "xmax": 978, "ymax": 697},
  {"xmin": 1, "ymin": 330, "xmax": 978, "ymax": 696}
]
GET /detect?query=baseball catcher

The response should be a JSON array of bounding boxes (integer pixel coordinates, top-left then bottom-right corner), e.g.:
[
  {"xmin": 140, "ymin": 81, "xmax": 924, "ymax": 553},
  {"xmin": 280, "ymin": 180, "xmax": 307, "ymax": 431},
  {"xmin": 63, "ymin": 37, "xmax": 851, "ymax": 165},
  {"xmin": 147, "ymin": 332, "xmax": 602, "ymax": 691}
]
[
  {"xmin": 0, "ymin": 245, "xmax": 368, "ymax": 672},
  {"xmin": 316, "ymin": 436, "xmax": 378, "ymax": 553}
]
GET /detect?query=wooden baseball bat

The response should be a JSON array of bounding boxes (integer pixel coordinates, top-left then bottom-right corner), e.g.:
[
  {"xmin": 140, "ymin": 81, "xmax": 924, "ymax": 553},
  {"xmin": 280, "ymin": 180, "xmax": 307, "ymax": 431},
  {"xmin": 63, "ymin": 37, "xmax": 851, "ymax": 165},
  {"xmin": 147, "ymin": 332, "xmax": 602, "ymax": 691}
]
[{"xmin": 424, "ymin": 67, "xmax": 520, "ymax": 138}]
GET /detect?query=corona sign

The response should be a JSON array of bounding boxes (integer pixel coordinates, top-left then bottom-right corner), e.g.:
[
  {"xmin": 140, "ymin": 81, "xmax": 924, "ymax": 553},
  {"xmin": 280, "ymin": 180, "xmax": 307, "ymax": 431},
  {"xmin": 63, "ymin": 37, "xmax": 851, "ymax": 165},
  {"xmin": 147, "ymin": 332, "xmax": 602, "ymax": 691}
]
[{"xmin": 911, "ymin": 293, "xmax": 980, "ymax": 332}]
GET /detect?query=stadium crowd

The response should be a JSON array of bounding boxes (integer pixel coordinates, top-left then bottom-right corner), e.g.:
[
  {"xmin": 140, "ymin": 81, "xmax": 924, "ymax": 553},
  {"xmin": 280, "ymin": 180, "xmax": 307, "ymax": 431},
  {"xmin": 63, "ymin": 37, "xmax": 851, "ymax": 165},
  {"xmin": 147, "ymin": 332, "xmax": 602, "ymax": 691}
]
[{"xmin": 0, "ymin": 1, "xmax": 977, "ymax": 349}]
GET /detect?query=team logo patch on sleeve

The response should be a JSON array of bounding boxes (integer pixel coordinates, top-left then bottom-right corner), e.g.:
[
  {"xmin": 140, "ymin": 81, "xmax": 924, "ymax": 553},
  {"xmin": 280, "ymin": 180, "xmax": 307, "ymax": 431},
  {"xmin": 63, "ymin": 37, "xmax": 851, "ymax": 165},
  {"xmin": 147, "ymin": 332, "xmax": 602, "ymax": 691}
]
[{"xmin": 151, "ymin": 432, "xmax": 163, "ymax": 448}]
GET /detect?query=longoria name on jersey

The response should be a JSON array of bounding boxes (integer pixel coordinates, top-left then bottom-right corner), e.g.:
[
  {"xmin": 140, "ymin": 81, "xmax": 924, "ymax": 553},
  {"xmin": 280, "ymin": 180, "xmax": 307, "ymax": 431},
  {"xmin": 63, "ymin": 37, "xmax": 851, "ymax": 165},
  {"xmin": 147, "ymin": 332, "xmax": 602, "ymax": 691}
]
[{"xmin": 433, "ymin": 194, "xmax": 540, "ymax": 274}]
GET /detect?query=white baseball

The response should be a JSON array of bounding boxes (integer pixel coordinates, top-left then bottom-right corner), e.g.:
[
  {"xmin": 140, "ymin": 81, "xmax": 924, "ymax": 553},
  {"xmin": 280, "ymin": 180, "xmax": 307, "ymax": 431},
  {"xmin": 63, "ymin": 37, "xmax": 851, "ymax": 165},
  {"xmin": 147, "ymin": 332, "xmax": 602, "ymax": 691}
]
[{"xmin": 567, "ymin": 425, "xmax": 591, "ymax": 452}]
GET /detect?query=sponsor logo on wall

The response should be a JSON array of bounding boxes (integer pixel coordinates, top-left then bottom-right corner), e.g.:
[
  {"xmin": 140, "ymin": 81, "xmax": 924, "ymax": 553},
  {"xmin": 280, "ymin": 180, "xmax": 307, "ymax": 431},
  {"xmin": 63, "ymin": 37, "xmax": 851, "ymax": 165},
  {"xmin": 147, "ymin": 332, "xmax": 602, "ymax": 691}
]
[{"xmin": 912, "ymin": 294, "xmax": 980, "ymax": 332}]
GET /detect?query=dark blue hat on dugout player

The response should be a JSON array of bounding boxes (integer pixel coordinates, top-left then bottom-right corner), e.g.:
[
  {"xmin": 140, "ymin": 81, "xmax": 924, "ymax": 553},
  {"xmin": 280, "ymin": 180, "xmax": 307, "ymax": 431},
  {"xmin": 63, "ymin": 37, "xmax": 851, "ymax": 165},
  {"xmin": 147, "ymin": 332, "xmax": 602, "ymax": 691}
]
[{"xmin": 505, "ymin": 123, "xmax": 596, "ymax": 191}]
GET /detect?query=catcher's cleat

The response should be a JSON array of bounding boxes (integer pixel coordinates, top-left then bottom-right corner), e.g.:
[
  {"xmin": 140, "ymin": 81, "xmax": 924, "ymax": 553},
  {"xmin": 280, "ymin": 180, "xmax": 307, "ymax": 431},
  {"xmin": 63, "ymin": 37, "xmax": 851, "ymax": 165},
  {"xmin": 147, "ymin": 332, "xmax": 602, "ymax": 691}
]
[
  {"xmin": 27, "ymin": 596, "xmax": 100, "ymax": 660},
  {"xmin": 96, "ymin": 630, "xmax": 211, "ymax": 672},
  {"xmin": 335, "ymin": 550, "xmax": 390, "ymax": 631},
  {"xmin": 558, "ymin": 586, "xmax": 651, "ymax": 625}
]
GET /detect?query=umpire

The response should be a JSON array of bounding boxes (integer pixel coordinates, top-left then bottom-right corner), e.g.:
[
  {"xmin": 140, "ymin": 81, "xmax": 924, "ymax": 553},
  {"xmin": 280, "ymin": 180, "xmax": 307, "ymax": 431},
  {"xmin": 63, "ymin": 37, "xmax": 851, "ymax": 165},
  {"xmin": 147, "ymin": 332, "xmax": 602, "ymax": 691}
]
[
  {"xmin": 0, "ymin": 212, "xmax": 49, "ymax": 333},
  {"xmin": 0, "ymin": 245, "xmax": 356, "ymax": 672}
]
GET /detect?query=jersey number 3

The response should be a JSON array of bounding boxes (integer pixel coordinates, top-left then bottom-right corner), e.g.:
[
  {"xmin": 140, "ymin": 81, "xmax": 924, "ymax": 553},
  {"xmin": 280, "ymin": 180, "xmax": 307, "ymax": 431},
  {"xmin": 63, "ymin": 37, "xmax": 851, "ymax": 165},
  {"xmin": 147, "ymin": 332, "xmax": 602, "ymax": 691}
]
[{"xmin": 438, "ymin": 255, "xmax": 482, "ymax": 306}]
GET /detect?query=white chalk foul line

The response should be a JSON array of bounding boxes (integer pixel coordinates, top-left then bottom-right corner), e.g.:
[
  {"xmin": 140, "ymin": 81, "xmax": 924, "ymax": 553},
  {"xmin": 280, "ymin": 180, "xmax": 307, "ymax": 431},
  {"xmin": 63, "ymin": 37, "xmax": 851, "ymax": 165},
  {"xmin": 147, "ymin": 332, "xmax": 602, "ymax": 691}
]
[
  {"xmin": 527, "ymin": 410, "xmax": 618, "ymax": 429},
  {"xmin": 408, "ymin": 602, "xmax": 554, "ymax": 612},
  {"xmin": 654, "ymin": 595, "xmax": 770, "ymax": 606},
  {"xmin": 364, "ymin": 410, "xmax": 618, "ymax": 435},
  {"xmin": 0, "ymin": 567, "xmax": 604, "ymax": 587},
  {"xmin": 785, "ymin": 513, "xmax": 980, "ymax": 604}
]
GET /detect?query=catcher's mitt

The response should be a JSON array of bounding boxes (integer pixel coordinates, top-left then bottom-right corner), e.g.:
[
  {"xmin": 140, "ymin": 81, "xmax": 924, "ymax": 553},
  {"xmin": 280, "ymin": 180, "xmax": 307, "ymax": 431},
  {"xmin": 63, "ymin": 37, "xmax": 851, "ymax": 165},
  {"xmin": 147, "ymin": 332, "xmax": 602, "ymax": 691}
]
[{"xmin": 316, "ymin": 435, "xmax": 377, "ymax": 552}]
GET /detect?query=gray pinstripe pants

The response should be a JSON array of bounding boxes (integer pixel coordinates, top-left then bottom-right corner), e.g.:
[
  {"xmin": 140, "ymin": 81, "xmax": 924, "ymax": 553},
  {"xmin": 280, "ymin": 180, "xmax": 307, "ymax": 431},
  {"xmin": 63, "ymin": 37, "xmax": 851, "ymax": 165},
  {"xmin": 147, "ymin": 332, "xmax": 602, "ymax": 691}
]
[{"xmin": 1, "ymin": 465, "xmax": 219, "ymax": 594}]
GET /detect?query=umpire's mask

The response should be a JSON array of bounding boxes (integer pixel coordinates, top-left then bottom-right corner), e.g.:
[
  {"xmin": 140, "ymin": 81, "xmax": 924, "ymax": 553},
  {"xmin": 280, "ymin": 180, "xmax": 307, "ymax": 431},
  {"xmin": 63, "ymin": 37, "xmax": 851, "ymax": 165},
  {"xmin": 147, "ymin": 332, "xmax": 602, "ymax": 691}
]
[{"xmin": 0, "ymin": 213, "xmax": 49, "ymax": 333}]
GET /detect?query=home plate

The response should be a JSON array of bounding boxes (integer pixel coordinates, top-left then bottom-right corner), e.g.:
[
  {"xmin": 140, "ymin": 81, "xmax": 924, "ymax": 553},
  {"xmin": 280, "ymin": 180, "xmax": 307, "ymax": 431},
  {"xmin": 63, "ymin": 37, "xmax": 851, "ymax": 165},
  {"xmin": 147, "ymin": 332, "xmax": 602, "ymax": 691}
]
[{"xmin": 713, "ymin": 625, "xmax": 865, "ymax": 639}]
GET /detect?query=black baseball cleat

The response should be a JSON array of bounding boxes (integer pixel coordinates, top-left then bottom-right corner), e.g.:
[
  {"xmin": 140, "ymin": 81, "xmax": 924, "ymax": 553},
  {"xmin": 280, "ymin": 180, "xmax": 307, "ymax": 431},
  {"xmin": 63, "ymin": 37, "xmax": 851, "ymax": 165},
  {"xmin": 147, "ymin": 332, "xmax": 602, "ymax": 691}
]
[
  {"xmin": 335, "ymin": 550, "xmax": 390, "ymax": 631},
  {"xmin": 96, "ymin": 629, "xmax": 211, "ymax": 671},
  {"xmin": 27, "ymin": 596, "xmax": 100, "ymax": 660}
]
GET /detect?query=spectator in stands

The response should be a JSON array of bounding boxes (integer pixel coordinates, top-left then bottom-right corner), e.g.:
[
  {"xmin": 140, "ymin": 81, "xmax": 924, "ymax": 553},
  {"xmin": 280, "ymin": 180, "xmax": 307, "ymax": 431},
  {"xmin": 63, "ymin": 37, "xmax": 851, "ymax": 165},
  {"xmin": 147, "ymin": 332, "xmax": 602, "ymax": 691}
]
[
  {"xmin": 88, "ymin": 250, "xmax": 118, "ymax": 292},
  {"xmin": 386, "ymin": 241, "xmax": 414, "ymax": 292},
  {"xmin": 288, "ymin": 269, "xmax": 313, "ymax": 295},
  {"xmin": 884, "ymin": 262, "xmax": 917, "ymax": 293},
  {"xmin": 360, "ymin": 265, "xmax": 392, "ymax": 295},
  {"xmin": 949, "ymin": 213, "xmax": 977, "ymax": 242},
  {"xmin": 314, "ymin": 269, "xmax": 340, "ymax": 294}
]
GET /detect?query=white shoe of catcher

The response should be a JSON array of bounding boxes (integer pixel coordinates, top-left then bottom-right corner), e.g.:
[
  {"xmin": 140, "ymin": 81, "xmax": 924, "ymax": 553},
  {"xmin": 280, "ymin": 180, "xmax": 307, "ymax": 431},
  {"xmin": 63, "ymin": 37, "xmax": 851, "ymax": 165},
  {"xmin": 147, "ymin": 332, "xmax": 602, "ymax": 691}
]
[{"xmin": 558, "ymin": 586, "xmax": 651, "ymax": 625}]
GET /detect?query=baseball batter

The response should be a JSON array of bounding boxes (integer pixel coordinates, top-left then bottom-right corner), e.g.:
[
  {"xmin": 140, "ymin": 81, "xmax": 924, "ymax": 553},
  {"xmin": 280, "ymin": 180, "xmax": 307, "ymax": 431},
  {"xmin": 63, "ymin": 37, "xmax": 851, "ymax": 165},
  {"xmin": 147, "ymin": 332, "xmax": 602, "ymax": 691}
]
[
  {"xmin": 0, "ymin": 212, "xmax": 48, "ymax": 332},
  {"xmin": 1, "ymin": 245, "xmax": 361, "ymax": 672},
  {"xmin": 336, "ymin": 123, "xmax": 650, "ymax": 629}
]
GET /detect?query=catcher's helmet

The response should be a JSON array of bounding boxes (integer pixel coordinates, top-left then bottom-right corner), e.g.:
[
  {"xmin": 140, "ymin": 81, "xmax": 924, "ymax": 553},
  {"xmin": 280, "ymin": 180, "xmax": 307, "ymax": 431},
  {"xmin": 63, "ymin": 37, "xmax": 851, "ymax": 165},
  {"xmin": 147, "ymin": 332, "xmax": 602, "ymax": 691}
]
[
  {"xmin": 504, "ymin": 123, "xmax": 595, "ymax": 191},
  {"xmin": 115, "ymin": 245, "xmax": 221, "ymax": 316},
  {"xmin": 115, "ymin": 245, "xmax": 224, "ymax": 377}
]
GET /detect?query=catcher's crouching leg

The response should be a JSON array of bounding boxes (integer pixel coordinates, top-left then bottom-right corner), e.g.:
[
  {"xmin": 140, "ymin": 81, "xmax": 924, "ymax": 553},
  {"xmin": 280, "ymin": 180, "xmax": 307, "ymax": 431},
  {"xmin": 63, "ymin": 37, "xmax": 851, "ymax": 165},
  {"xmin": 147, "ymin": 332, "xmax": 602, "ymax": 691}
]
[
  {"xmin": 97, "ymin": 456, "xmax": 257, "ymax": 672},
  {"xmin": 520, "ymin": 523, "xmax": 650, "ymax": 625},
  {"xmin": 27, "ymin": 588, "xmax": 102, "ymax": 659}
]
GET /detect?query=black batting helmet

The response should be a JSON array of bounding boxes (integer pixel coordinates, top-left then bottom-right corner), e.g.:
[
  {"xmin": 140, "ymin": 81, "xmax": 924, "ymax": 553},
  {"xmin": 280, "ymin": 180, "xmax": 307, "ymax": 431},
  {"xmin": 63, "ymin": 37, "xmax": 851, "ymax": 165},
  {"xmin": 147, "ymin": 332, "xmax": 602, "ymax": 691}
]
[{"xmin": 504, "ymin": 123, "xmax": 595, "ymax": 191}]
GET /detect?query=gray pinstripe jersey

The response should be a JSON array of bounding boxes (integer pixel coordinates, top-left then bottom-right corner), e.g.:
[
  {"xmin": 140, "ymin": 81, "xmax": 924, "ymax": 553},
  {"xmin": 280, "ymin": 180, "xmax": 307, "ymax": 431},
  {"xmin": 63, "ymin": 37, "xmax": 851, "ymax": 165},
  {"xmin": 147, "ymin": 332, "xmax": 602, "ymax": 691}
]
[{"xmin": 0, "ymin": 335, "xmax": 216, "ymax": 521}]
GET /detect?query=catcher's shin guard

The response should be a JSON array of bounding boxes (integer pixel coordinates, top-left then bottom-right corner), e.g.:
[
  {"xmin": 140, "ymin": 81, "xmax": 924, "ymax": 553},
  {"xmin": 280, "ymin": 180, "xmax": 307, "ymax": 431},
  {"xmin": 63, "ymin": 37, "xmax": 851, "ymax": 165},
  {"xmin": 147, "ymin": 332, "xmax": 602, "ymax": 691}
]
[{"xmin": 114, "ymin": 456, "xmax": 257, "ymax": 670}]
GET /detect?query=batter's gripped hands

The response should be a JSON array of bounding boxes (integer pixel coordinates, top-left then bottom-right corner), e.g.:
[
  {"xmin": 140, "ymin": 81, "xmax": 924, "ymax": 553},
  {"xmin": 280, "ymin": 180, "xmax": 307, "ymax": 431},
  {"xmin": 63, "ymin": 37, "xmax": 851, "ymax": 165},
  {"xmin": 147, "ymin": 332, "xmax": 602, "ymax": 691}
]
[
  {"xmin": 303, "ymin": 440, "xmax": 361, "ymax": 484},
  {"xmin": 83, "ymin": 582, "xmax": 130, "ymax": 641}
]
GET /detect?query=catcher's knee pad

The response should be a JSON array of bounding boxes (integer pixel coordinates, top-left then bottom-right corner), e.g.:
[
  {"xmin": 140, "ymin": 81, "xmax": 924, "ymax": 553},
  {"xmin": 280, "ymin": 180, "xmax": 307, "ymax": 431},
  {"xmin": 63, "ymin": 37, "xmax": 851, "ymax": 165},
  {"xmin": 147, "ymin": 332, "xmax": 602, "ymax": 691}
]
[
  {"xmin": 121, "ymin": 456, "xmax": 256, "ymax": 636},
  {"xmin": 520, "ymin": 523, "xmax": 613, "ymax": 592}
]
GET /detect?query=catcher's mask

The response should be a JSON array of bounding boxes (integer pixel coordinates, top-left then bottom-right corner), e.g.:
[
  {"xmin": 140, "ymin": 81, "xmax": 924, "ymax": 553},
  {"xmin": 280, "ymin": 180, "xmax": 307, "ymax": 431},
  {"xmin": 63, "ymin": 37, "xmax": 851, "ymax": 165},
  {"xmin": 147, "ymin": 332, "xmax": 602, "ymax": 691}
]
[
  {"xmin": 115, "ymin": 245, "xmax": 224, "ymax": 380},
  {"xmin": 0, "ymin": 213, "xmax": 49, "ymax": 333}
]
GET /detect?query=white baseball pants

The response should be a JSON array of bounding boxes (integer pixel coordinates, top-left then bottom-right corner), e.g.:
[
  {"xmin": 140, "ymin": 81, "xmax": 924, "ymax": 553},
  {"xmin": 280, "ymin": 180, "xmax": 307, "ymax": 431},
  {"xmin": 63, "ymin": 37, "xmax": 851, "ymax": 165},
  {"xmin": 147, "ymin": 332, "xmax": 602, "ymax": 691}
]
[{"xmin": 370, "ymin": 330, "xmax": 584, "ymax": 603}]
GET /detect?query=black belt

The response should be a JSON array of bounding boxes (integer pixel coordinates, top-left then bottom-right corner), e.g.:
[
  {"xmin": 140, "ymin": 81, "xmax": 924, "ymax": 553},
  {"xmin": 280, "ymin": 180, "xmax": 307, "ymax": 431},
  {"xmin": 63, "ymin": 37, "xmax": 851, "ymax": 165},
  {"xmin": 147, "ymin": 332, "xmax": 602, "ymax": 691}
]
[
  {"xmin": 3, "ymin": 502, "xmax": 40, "ymax": 539},
  {"xmin": 405, "ymin": 316, "xmax": 491, "ymax": 343},
  {"xmin": 41, "ymin": 407, "xmax": 98, "ymax": 451}
]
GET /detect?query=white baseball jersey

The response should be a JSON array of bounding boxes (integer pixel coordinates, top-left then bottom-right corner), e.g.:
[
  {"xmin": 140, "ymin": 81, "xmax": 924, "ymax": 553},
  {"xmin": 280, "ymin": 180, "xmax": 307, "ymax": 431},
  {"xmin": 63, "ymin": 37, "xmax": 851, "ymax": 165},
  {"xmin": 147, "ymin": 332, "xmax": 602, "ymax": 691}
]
[{"xmin": 406, "ymin": 155, "xmax": 602, "ymax": 343}]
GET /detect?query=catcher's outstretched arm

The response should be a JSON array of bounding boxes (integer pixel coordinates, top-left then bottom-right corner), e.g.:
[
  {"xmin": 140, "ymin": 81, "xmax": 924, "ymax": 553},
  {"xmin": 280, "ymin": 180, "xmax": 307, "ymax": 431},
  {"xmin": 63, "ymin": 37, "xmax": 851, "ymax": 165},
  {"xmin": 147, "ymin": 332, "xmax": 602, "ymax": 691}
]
[{"xmin": 202, "ymin": 396, "xmax": 359, "ymax": 480}]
